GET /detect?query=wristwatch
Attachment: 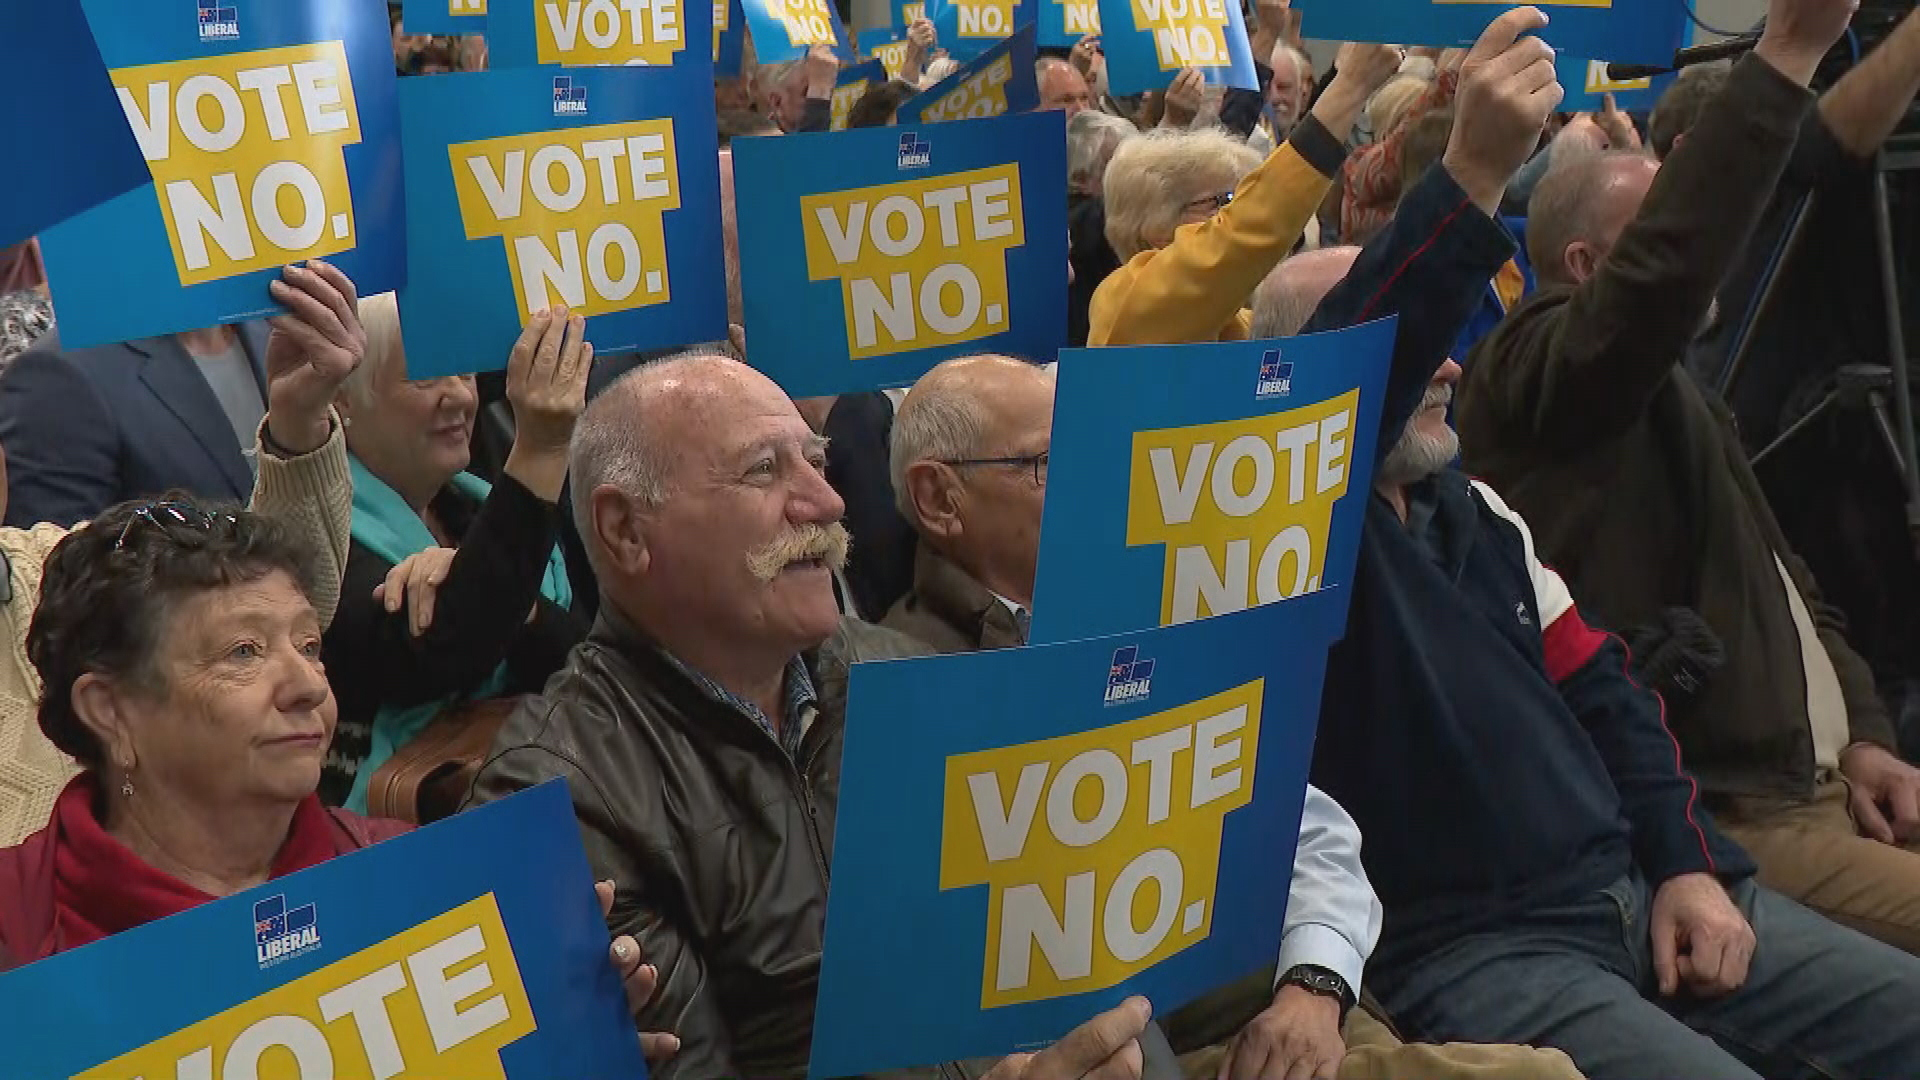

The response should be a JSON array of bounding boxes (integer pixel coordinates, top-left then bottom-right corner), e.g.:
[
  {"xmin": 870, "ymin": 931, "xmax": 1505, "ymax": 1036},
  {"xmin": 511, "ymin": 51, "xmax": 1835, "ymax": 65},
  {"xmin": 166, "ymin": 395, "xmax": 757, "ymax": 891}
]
[{"xmin": 1279, "ymin": 964, "xmax": 1355, "ymax": 1023}]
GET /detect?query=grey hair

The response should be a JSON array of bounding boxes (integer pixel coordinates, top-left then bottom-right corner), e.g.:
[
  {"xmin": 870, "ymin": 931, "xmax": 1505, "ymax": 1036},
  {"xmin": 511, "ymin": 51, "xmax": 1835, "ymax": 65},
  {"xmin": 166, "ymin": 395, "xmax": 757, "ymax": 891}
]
[
  {"xmin": 1527, "ymin": 149, "xmax": 1651, "ymax": 287},
  {"xmin": 756, "ymin": 57, "xmax": 805, "ymax": 98},
  {"xmin": 1067, "ymin": 109, "xmax": 1137, "ymax": 194},
  {"xmin": 1249, "ymin": 274, "xmax": 1320, "ymax": 339},
  {"xmin": 345, "ymin": 290, "xmax": 403, "ymax": 406},
  {"xmin": 888, "ymin": 377, "xmax": 991, "ymax": 524},
  {"xmin": 1102, "ymin": 128, "xmax": 1262, "ymax": 260},
  {"xmin": 566, "ymin": 357, "xmax": 695, "ymax": 582}
]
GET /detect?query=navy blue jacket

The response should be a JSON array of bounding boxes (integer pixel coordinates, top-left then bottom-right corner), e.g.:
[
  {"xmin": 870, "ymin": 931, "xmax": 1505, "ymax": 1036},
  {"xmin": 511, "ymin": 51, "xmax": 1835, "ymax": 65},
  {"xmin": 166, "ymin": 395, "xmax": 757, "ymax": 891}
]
[
  {"xmin": 0, "ymin": 324, "xmax": 268, "ymax": 525},
  {"xmin": 1298, "ymin": 164, "xmax": 1751, "ymax": 977}
]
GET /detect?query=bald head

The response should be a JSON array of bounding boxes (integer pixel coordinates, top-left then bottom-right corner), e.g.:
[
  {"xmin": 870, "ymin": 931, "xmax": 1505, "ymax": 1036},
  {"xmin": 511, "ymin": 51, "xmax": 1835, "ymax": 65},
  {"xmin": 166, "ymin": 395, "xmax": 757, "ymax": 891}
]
[
  {"xmin": 891, "ymin": 354, "xmax": 1053, "ymax": 519},
  {"xmin": 1527, "ymin": 151, "xmax": 1659, "ymax": 287},
  {"xmin": 891, "ymin": 355, "xmax": 1054, "ymax": 606},
  {"xmin": 1250, "ymin": 246, "xmax": 1362, "ymax": 338},
  {"xmin": 1037, "ymin": 57, "xmax": 1092, "ymax": 120}
]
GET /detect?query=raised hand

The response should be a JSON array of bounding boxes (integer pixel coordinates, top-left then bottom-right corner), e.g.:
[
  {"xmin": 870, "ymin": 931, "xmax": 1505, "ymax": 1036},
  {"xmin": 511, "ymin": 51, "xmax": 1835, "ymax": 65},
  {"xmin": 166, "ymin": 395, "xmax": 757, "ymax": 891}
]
[
  {"xmin": 1442, "ymin": 6, "xmax": 1563, "ymax": 214},
  {"xmin": 1307, "ymin": 42, "xmax": 1405, "ymax": 139},
  {"xmin": 1162, "ymin": 68, "xmax": 1205, "ymax": 129},
  {"xmin": 503, "ymin": 308, "xmax": 591, "ymax": 502},
  {"xmin": 264, "ymin": 260, "xmax": 366, "ymax": 455},
  {"xmin": 1756, "ymin": 0, "xmax": 1858, "ymax": 85}
]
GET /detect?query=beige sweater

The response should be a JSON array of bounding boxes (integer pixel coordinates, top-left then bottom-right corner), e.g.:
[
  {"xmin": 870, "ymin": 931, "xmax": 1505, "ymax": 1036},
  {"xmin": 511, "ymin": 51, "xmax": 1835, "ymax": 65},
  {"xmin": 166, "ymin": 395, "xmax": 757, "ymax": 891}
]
[{"xmin": 0, "ymin": 413, "xmax": 353, "ymax": 846}]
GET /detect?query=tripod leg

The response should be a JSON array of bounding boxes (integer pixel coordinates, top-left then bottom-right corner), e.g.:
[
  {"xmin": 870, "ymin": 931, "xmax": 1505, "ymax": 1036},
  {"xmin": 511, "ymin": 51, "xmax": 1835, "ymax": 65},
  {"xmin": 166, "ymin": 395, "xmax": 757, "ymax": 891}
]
[{"xmin": 1871, "ymin": 159, "xmax": 1920, "ymax": 557}]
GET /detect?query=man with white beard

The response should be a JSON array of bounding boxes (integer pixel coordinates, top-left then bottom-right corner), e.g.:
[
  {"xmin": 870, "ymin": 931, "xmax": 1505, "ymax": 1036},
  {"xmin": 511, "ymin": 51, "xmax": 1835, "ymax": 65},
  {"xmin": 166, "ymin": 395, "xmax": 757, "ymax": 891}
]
[{"xmin": 1246, "ymin": 5, "xmax": 1920, "ymax": 1073}]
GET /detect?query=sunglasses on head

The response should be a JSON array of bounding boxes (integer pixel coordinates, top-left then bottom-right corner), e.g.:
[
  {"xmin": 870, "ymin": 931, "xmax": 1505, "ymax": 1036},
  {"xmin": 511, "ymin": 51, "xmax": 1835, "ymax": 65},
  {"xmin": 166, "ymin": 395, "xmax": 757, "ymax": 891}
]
[{"xmin": 115, "ymin": 500, "xmax": 238, "ymax": 551}]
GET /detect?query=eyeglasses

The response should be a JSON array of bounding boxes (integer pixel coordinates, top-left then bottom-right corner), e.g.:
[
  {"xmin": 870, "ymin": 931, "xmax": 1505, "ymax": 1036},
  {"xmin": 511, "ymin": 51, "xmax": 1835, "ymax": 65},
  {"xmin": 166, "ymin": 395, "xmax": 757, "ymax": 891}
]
[
  {"xmin": 115, "ymin": 500, "xmax": 238, "ymax": 551},
  {"xmin": 939, "ymin": 451, "xmax": 1049, "ymax": 486},
  {"xmin": 1182, "ymin": 190, "xmax": 1235, "ymax": 216}
]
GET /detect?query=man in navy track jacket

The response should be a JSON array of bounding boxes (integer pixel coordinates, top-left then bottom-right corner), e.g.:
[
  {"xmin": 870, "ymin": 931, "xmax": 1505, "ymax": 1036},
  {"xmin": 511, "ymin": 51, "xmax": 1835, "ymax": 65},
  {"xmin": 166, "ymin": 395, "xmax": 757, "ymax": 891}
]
[{"xmin": 1269, "ymin": 4, "xmax": 1920, "ymax": 1078}]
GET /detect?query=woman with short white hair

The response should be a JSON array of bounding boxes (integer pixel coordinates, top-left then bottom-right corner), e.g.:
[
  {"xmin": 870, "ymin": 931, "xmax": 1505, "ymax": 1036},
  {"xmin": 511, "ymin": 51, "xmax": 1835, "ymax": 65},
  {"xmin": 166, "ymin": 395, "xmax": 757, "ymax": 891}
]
[{"xmin": 1087, "ymin": 43, "xmax": 1403, "ymax": 347}]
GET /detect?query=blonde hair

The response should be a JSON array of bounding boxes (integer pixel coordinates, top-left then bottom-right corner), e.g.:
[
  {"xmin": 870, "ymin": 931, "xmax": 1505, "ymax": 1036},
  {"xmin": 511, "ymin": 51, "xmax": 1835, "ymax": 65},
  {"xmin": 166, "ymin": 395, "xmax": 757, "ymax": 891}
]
[
  {"xmin": 1101, "ymin": 128, "xmax": 1261, "ymax": 261},
  {"xmin": 1366, "ymin": 75, "xmax": 1428, "ymax": 140},
  {"xmin": 344, "ymin": 291, "xmax": 404, "ymax": 406}
]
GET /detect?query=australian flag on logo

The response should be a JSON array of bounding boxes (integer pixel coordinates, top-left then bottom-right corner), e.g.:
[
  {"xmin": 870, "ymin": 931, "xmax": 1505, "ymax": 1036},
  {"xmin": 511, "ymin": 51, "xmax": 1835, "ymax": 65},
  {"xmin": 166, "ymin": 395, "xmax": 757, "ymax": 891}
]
[
  {"xmin": 1255, "ymin": 349, "xmax": 1293, "ymax": 400},
  {"xmin": 253, "ymin": 895, "xmax": 315, "ymax": 945},
  {"xmin": 196, "ymin": 0, "xmax": 240, "ymax": 40},
  {"xmin": 1105, "ymin": 645, "xmax": 1155, "ymax": 705},
  {"xmin": 553, "ymin": 75, "xmax": 588, "ymax": 116},
  {"xmin": 897, "ymin": 131, "xmax": 931, "ymax": 170}
]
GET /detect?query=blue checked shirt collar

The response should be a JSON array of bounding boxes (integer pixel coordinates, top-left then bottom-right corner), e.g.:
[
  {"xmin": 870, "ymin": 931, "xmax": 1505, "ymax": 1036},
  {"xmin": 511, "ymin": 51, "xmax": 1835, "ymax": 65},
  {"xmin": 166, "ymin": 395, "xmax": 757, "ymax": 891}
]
[{"xmin": 658, "ymin": 650, "xmax": 819, "ymax": 761}]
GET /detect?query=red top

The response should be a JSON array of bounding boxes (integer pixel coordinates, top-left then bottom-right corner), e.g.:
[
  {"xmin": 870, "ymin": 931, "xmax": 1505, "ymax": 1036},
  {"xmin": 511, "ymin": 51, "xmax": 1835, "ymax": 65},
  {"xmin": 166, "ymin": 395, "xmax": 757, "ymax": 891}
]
[{"xmin": 0, "ymin": 774, "xmax": 408, "ymax": 971}]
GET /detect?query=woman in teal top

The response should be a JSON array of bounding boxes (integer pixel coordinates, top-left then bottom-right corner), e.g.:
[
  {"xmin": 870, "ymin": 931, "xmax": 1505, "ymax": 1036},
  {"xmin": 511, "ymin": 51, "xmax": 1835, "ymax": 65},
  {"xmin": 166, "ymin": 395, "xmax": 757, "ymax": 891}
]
[{"xmin": 319, "ymin": 296, "xmax": 591, "ymax": 810}]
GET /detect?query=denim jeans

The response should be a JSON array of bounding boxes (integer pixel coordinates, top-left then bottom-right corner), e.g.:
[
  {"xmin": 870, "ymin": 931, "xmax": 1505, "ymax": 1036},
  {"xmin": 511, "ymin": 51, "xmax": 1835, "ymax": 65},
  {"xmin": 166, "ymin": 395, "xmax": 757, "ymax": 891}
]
[{"xmin": 1370, "ymin": 873, "xmax": 1920, "ymax": 1079}]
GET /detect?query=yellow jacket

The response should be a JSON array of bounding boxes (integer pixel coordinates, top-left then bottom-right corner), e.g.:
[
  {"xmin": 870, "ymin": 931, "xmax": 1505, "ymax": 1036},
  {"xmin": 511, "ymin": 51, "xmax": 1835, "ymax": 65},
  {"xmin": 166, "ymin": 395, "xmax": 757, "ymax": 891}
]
[
  {"xmin": 1089, "ymin": 119, "xmax": 1348, "ymax": 347},
  {"xmin": 0, "ymin": 412, "xmax": 354, "ymax": 846}
]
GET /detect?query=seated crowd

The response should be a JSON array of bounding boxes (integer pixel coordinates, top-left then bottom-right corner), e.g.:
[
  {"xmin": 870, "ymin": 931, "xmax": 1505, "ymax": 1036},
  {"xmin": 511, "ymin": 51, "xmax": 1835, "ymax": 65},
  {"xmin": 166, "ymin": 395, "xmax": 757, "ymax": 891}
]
[{"xmin": 1, "ymin": 0, "xmax": 1919, "ymax": 1076}]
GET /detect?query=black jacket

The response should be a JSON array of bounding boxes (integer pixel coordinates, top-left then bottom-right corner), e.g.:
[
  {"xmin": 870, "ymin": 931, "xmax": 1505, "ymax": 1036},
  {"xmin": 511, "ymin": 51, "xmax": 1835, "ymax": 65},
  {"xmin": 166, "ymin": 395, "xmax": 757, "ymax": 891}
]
[
  {"xmin": 1455, "ymin": 55, "xmax": 1897, "ymax": 802},
  {"xmin": 465, "ymin": 610, "xmax": 992, "ymax": 1079}
]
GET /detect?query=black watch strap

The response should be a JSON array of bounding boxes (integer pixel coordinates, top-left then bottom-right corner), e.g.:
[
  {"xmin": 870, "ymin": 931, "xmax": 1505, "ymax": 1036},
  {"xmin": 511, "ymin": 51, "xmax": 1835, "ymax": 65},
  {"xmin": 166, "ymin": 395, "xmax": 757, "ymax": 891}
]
[{"xmin": 1280, "ymin": 964, "xmax": 1355, "ymax": 1017}]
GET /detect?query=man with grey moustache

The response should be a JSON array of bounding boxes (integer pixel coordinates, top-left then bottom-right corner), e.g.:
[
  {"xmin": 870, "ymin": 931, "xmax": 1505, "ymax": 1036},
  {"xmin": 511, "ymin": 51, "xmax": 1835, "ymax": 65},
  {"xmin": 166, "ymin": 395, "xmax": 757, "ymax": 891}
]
[{"xmin": 464, "ymin": 353, "xmax": 1156, "ymax": 1080}]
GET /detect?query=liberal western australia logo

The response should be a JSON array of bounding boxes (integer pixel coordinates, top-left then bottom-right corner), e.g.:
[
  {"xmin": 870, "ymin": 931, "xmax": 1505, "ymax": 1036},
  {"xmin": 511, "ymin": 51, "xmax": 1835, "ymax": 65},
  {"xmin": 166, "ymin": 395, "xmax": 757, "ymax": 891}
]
[
  {"xmin": 255, "ymin": 893, "xmax": 321, "ymax": 968},
  {"xmin": 196, "ymin": 0, "xmax": 240, "ymax": 40},
  {"xmin": 1105, "ymin": 645, "xmax": 1155, "ymax": 705},
  {"xmin": 1255, "ymin": 350, "xmax": 1292, "ymax": 400},
  {"xmin": 897, "ymin": 131, "xmax": 931, "ymax": 170},
  {"xmin": 553, "ymin": 75, "xmax": 588, "ymax": 116}
]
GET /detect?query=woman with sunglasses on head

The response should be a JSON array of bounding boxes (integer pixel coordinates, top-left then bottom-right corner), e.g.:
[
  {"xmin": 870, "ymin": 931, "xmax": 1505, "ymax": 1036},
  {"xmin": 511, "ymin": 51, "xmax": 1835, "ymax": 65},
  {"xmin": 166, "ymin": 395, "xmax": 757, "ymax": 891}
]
[
  {"xmin": 0, "ymin": 261, "xmax": 364, "ymax": 849},
  {"xmin": 1088, "ymin": 43, "xmax": 1405, "ymax": 347},
  {"xmin": 0, "ymin": 500, "xmax": 678, "ymax": 1066}
]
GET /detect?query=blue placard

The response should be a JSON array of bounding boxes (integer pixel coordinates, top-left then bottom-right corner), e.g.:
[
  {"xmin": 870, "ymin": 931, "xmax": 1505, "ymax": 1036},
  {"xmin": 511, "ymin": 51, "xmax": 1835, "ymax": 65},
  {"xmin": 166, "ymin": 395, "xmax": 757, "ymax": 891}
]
[
  {"xmin": 1097, "ymin": 0, "xmax": 1256, "ymax": 94},
  {"xmin": 402, "ymin": 0, "xmax": 490, "ymax": 36},
  {"xmin": 1029, "ymin": 324, "xmax": 1395, "ymax": 645},
  {"xmin": 1289, "ymin": 0, "xmax": 1679, "ymax": 66},
  {"xmin": 1039, "ymin": 0, "xmax": 1102, "ymax": 46},
  {"xmin": 925, "ymin": 0, "xmax": 1037, "ymax": 57},
  {"xmin": 810, "ymin": 594, "xmax": 1350, "ymax": 1077},
  {"xmin": 1557, "ymin": 55, "xmax": 1674, "ymax": 111},
  {"xmin": 714, "ymin": 0, "xmax": 748, "ymax": 73},
  {"xmin": 894, "ymin": 0, "xmax": 931, "ymax": 28},
  {"xmin": 732, "ymin": 107, "xmax": 1065, "ymax": 396},
  {"xmin": 896, "ymin": 23, "xmax": 1040, "ymax": 124},
  {"xmin": 38, "ymin": 0, "xmax": 404, "ymax": 349},
  {"xmin": 832, "ymin": 59, "xmax": 890, "ymax": 129},
  {"xmin": 396, "ymin": 64, "xmax": 725, "ymax": 378},
  {"xmin": 487, "ymin": 0, "xmax": 708, "ymax": 68},
  {"xmin": 0, "ymin": 782, "xmax": 649, "ymax": 1079},
  {"xmin": 740, "ymin": 0, "xmax": 852, "ymax": 64},
  {"xmin": 0, "ymin": 0, "xmax": 150, "ymax": 248},
  {"xmin": 859, "ymin": 26, "xmax": 914, "ymax": 78}
]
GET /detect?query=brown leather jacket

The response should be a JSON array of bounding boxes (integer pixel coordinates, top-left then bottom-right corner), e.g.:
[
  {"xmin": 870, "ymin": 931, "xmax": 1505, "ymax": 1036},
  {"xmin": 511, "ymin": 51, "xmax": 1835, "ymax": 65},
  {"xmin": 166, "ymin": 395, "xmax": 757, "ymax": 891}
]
[{"xmin": 466, "ymin": 609, "xmax": 988, "ymax": 1080}]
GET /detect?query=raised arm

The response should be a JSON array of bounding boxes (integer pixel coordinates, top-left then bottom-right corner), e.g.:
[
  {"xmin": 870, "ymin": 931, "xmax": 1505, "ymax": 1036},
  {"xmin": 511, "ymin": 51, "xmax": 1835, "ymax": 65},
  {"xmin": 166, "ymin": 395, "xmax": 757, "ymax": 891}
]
[
  {"xmin": 1088, "ymin": 44, "xmax": 1402, "ymax": 346},
  {"xmin": 325, "ymin": 312, "xmax": 587, "ymax": 703},
  {"xmin": 1303, "ymin": 8, "xmax": 1556, "ymax": 467},
  {"xmin": 251, "ymin": 260, "xmax": 366, "ymax": 629},
  {"xmin": 1467, "ymin": 0, "xmax": 1851, "ymax": 447}
]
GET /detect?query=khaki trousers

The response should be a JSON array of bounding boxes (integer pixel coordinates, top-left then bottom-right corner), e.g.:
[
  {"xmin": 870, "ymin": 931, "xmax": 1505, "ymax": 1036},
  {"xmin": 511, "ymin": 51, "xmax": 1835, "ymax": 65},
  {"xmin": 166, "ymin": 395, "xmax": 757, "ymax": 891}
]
[
  {"xmin": 1176, "ymin": 1005, "xmax": 1586, "ymax": 1080},
  {"xmin": 1715, "ymin": 777, "xmax": 1920, "ymax": 956}
]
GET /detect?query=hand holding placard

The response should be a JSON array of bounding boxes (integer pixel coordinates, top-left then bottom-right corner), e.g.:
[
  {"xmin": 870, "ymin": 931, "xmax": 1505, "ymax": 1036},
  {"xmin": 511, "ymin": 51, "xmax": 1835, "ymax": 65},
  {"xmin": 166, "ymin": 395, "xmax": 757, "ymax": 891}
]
[
  {"xmin": 503, "ymin": 308, "xmax": 592, "ymax": 502},
  {"xmin": 1441, "ymin": 7, "xmax": 1563, "ymax": 215},
  {"xmin": 982, "ymin": 998, "xmax": 1154, "ymax": 1079},
  {"xmin": 1305, "ymin": 42, "xmax": 1403, "ymax": 142},
  {"xmin": 264, "ymin": 259, "xmax": 366, "ymax": 454}
]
